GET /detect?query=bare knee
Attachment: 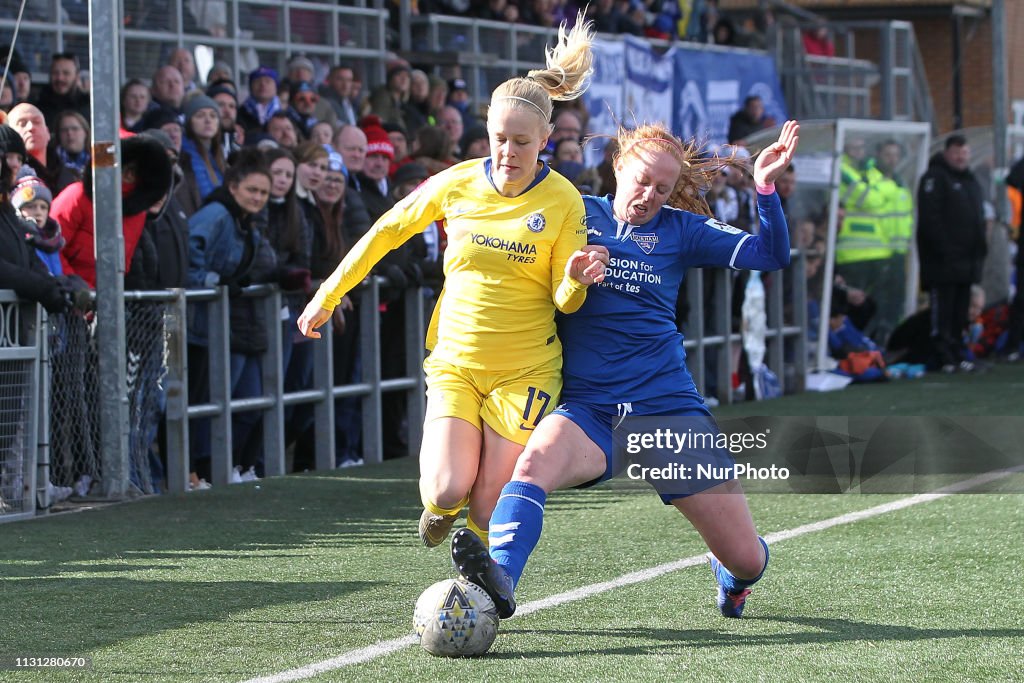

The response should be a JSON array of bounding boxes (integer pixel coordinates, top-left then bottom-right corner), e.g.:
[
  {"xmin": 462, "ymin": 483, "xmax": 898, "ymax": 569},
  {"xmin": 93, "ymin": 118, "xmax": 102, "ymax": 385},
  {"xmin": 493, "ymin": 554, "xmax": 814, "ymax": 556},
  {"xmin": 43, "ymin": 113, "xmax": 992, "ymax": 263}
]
[
  {"xmin": 511, "ymin": 444, "xmax": 560, "ymax": 492},
  {"xmin": 419, "ymin": 472, "xmax": 470, "ymax": 510}
]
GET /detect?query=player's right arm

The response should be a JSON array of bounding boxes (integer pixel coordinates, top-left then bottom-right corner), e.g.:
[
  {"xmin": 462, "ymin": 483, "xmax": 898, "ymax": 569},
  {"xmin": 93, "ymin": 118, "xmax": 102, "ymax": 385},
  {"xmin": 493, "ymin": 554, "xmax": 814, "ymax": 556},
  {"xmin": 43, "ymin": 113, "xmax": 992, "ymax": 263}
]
[
  {"xmin": 298, "ymin": 177, "xmax": 444, "ymax": 338},
  {"xmin": 312, "ymin": 180, "xmax": 444, "ymax": 311}
]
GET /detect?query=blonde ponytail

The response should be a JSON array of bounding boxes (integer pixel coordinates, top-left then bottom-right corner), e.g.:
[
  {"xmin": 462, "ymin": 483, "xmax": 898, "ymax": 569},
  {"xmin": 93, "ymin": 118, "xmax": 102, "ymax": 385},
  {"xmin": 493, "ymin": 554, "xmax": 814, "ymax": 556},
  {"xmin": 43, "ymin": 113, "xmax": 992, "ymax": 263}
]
[{"xmin": 490, "ymin": 13, "xmax": 595, "ymax": 125}]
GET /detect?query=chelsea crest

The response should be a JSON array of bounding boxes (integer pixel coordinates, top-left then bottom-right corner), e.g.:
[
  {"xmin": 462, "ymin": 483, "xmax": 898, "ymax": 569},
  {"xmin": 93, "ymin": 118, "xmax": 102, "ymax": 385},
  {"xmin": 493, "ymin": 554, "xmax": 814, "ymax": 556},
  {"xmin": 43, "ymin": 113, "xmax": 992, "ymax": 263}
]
[{"xmin": 525, "ymin": 213, "xmax": 546, "ymax": 233}]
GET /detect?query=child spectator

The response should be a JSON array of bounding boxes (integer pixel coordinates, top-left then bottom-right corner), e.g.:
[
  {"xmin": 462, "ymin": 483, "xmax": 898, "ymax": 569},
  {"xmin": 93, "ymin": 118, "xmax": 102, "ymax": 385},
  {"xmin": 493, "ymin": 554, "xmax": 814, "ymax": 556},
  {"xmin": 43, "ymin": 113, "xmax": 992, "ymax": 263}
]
[{"xmin": 11, "ymin": 175, "xmax": 64, "ymax": 276}]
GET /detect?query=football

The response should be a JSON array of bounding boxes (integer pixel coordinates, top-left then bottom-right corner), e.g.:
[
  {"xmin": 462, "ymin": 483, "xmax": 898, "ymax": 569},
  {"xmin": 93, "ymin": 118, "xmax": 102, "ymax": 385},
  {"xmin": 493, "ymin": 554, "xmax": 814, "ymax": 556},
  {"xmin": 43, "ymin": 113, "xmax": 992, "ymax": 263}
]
[{"xmin": 413, "ymin": 578, "xmax": 499, "ymax": 657}]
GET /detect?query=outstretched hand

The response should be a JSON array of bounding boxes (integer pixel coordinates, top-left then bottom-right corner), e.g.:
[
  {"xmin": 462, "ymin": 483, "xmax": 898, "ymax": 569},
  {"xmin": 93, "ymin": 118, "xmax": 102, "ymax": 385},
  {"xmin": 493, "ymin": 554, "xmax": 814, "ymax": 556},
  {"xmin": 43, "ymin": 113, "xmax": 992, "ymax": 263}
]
[
  {"xmin": 297, "ymin": 300, "xmax": 334, "ymax": 339},
  {"xmin": 567, "ymin": 245, "xmax": 610, "ymax": 285},
  {"xmin": 753, "ymin": 120, "xmax": 800, "ymax": 187}
]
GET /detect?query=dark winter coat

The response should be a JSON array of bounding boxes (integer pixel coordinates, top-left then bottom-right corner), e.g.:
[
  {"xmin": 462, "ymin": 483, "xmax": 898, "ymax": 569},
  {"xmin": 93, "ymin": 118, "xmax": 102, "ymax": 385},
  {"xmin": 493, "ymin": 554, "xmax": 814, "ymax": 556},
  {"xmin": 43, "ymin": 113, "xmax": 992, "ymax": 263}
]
[
  {"xmin": 125, "ymin": 192, "xmax": 191, "ymax": 290},
  {"xmin": 916, "ymin": 152, "xmax": 987, "ymax": 289},
  {"xmin": 0, "ymin": 202, "xmax": 69, "ymax": 314}
]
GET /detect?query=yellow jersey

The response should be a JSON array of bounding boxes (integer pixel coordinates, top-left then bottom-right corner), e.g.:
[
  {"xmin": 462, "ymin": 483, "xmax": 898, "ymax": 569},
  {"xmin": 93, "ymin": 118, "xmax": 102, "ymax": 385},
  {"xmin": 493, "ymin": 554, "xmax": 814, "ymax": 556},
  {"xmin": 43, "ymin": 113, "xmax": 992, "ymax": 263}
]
[{"xmin": 311, "ymin": 158, "xmax": 588, "ymax": 371}]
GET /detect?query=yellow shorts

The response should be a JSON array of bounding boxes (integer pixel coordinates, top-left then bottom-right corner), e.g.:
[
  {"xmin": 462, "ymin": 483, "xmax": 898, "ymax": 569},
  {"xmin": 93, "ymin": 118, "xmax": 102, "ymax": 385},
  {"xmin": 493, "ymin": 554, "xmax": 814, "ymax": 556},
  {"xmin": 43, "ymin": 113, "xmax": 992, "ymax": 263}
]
[{"xmin": 423, "ymin": 354, "xmax": 562, "ymax": 446}]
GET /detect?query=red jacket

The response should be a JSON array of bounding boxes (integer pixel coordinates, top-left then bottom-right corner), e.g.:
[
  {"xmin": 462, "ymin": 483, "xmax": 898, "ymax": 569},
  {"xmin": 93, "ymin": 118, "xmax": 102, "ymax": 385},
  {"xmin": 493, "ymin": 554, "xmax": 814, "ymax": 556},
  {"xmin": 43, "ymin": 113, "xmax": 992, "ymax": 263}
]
[{"xmin": 51, "ymin": 180, "xmax": 148, "ymax": 289}]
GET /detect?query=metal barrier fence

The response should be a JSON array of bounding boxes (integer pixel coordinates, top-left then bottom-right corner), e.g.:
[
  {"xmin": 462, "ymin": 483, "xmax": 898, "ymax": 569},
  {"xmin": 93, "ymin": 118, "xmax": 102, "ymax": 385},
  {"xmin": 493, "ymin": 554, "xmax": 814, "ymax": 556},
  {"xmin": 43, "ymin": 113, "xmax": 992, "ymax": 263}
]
[
  {"xmin": 0, "ymin": 255, "xmax": 807, "ymax": 518},
  {"xmin": 0, "ymin": 291, "xmax": 40, "ymax": 521},
  {"xmin": 163, "ymin": 280, "xmax": 427, "ymax": 492}
]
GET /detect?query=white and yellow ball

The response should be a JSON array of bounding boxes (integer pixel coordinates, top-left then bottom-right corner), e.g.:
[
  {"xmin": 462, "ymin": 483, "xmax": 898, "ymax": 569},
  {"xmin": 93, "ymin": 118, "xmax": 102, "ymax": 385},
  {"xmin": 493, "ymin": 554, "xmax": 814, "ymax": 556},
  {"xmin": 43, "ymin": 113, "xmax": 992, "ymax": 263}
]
[{"xmin": 413, "ymin": 578, "xmax": 499, "ymax": 657}]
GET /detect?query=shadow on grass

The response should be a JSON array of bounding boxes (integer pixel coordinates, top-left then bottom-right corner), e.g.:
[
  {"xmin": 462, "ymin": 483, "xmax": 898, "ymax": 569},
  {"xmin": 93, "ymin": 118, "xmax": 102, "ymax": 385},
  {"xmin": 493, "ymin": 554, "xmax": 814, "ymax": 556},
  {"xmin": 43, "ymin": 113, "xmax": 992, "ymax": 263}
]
[
  {"xmin": 493, "ymin": 616, "xmax": 1024, "ymax": 657},
  {"xmin": 2, "ymin": 578, "xmax": 379, "ymax": 655}
]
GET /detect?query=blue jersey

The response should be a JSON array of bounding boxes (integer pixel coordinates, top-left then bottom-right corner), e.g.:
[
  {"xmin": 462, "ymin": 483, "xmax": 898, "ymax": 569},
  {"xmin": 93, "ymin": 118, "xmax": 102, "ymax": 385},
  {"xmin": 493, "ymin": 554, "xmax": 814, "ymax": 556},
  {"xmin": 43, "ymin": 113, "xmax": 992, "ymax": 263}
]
[{"xmin": 559, "ymin": 191, "xmax": 790, "ymax": 403}]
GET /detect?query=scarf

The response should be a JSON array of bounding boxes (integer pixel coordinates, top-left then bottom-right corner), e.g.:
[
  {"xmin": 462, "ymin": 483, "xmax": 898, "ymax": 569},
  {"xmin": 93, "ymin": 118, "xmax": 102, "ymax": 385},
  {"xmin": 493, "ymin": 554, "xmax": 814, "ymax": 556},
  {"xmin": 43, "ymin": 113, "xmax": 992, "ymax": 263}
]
[
  {"xmin": 56, "ymin": 146, "xmax": 90, "ymax": 174},
  {"xmin": 23, "ymin": 216, "xmax": 66, "ymax": 253},
  {"xmin": 181, "ymin": 136, "xmax": 224, "ymax": 201},
  {"xmin": 241, "ymin": 95, "xmax": 282, "ymax": 126}
]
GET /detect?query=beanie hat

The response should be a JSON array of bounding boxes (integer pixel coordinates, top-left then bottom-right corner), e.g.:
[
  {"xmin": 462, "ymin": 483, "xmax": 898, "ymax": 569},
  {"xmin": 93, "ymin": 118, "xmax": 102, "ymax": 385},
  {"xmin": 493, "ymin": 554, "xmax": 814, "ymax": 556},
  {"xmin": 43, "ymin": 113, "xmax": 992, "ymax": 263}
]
[
  {"xmin": 293, "ymin": 80, "xmax": 317, "ymax": 95},
  {"xmin": 11, "ymin": 174, "xmax": 53, "ymax": 210},
  {"xmin": 287, "ymin": 55, "xmax": 315, "ymax": 76},
  {"xmin": 322, "ymin": 144, "xmax": 349, "ymax": 179},
  {"xmin": 382, "ymin": 121, "xmax": 407, "ymax": 138},
  {"xmin": 182, "ymin": 94, "xmax": 219, "ymax": 122},
  {"xmin": 249, "ymin": 66, "xmax": 279, "ymax": 87},
  {"xmin": 0, "ymin": 124, "xmax": 27, "ymax": 159},
  {"xmin": 362, "ymin": 124, "xmax": 394, "ymax": 160},
  {"xmin": 392, "ymin": 162, "xmax": 428, "ymax": 188},
  {"xmin": 140, "ymin": 128, "xmax": 176, "ymax": 154},
  {"xmin": 206, "ymin": 83, "xmax": 237, "ymax": 102},
  {"xmin": 140, "ymin": 106, "xmax": 184, "ymax": 131}
]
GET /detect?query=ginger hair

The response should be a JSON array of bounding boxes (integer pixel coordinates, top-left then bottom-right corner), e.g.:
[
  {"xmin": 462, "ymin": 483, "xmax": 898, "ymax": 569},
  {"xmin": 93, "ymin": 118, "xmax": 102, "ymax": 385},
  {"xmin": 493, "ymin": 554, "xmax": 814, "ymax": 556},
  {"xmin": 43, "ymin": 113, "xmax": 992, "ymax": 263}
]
[{"xmin": 614, "ymin": 122, "xmax": 746, "ymax": 217}]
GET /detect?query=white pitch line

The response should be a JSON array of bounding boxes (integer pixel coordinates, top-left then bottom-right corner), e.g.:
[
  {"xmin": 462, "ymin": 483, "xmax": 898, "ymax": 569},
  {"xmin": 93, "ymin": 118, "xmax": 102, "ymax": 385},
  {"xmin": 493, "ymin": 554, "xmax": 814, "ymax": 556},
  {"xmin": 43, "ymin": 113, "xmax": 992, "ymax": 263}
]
[{"xmin": 242, "ymin": 466, "xmax": 1024, "ymax": 683}]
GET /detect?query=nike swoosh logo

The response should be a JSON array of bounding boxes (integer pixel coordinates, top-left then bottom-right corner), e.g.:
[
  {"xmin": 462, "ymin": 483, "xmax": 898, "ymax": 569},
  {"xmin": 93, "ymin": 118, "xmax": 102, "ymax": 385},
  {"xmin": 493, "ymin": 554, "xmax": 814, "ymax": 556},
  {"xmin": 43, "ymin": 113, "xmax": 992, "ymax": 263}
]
[{"xmin": 518, "ymin": 423, "xmax": 535, "ymax": 431}]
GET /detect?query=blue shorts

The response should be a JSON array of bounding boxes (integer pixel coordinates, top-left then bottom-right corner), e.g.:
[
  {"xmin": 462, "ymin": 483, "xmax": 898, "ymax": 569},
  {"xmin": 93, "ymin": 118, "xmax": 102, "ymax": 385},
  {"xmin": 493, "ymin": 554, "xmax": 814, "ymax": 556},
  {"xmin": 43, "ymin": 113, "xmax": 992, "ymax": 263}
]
[{"xmin": 551, "ymin": 392, "xmax": 735, "ymax": 503}]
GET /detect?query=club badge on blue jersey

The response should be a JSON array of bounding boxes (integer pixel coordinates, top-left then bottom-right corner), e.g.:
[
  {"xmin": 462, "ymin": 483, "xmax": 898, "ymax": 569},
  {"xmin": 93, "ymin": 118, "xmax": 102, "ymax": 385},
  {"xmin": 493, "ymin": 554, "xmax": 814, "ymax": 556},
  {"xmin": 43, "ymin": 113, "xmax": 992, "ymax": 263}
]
[
  {"xmin": 525, "ymin": 213, "xmax": 546, "ymax": 233},
  {"xmin": 631, "ymin": 232, "xmax": 658, "ymax": 254}
]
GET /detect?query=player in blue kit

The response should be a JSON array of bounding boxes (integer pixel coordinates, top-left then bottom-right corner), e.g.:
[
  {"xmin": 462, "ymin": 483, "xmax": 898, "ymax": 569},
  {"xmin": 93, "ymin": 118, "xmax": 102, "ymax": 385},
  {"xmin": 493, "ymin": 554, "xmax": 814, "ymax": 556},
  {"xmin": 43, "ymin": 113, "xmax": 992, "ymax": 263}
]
[{"xmin": 452, "ymin": 119, "xmax": 800, "ymax": 620}]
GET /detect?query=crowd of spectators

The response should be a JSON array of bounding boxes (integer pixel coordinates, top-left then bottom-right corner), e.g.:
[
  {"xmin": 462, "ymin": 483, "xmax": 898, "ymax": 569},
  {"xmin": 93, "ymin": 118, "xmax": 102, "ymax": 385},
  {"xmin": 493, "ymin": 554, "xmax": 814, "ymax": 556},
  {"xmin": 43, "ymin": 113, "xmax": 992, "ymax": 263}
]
[{"xmin": 0, "ymin": 37, "xmax": 621, "ymax": 495}]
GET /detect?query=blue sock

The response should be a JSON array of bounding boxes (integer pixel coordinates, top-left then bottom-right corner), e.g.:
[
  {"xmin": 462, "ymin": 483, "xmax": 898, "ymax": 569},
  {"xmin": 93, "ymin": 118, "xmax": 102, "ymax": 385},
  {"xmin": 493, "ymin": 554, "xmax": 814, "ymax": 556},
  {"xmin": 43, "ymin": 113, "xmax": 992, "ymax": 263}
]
[
  {"xmin": 715, "ymin": 536, "xmax": 770, "ymax": 593},
  {"xmin": 488, "ymin": 480, "xmax": 546, "ymax": 588}
]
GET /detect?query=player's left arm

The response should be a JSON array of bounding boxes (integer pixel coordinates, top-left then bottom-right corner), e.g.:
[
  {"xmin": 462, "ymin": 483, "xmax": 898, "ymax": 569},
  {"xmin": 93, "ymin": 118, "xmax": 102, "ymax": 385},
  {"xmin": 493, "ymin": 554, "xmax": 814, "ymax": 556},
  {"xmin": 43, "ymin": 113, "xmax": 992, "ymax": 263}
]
[
  {"xmin": 733, "ymin": 120, "xmax": 800, "ymax": 271},
  {"xmin": 551, "ymin": 194, "xmax": 605, "ymax": 313}
]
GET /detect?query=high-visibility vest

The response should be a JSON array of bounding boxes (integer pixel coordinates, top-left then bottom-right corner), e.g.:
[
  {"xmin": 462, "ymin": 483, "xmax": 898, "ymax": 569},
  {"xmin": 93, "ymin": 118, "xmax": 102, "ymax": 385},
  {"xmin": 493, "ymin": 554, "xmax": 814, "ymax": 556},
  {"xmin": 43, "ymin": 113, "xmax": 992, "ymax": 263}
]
[
  {"xmin": 875, "ymin": 174, "xmax": 914, "ymax": 255},
  {"xmin": 836, "ymin": 157, "xmax": 890, "ymax": 264}
]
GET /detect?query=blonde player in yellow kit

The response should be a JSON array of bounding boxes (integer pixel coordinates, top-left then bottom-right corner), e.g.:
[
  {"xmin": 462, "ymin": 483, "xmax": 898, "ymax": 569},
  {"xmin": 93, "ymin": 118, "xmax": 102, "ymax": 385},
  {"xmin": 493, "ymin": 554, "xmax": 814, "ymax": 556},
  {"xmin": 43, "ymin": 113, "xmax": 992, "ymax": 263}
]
[{"xmin": 297, "ymin": 15, "xmax": 607, "ymax": 548}]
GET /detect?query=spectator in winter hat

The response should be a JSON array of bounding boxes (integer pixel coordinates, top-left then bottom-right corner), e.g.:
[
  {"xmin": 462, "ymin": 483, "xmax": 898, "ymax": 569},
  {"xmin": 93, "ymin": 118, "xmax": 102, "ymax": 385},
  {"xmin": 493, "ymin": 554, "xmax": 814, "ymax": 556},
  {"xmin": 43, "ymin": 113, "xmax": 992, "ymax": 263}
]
[
  {"xmin": 357, "ymin": 123, "xmax": 395, "ymax": 222},
  {"xmin": 460, "ymin": 124, "xmax": 489, "ymax": 160},
  {"xmin": 140, "ymin": 106, "xmax": 184, "ymax": 153},
  {"xmin": 390, "ymin": 161, "xmax": 428, "ymax": 200},
  {"xmin": 286, "ymin": 81, "xmax": 320, "ymax": 138},
  {"xmin": 0, "ymin": 124, "xmax": 80, "ymax": 315},
  {"xmin": 206, "ymin": 61, "xmax": 233, "ymax": 86},
  {"xmin": 383, "ymin": 121, "xmax": 411, "ymax": 173},
  {"xmin": 11, "ymin": 174, "xmax": 65, "ymax": 275},
  {"xmin": 286, "ymin": 55, "xmax": 316, "ymax": 85},
  {"xmin": 178, "ymin": 94, "xmax": 226, "ymax": 213},
  {"xmin": 238, "ymin": 66, "xmax": 282, "ymax": 133}
]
